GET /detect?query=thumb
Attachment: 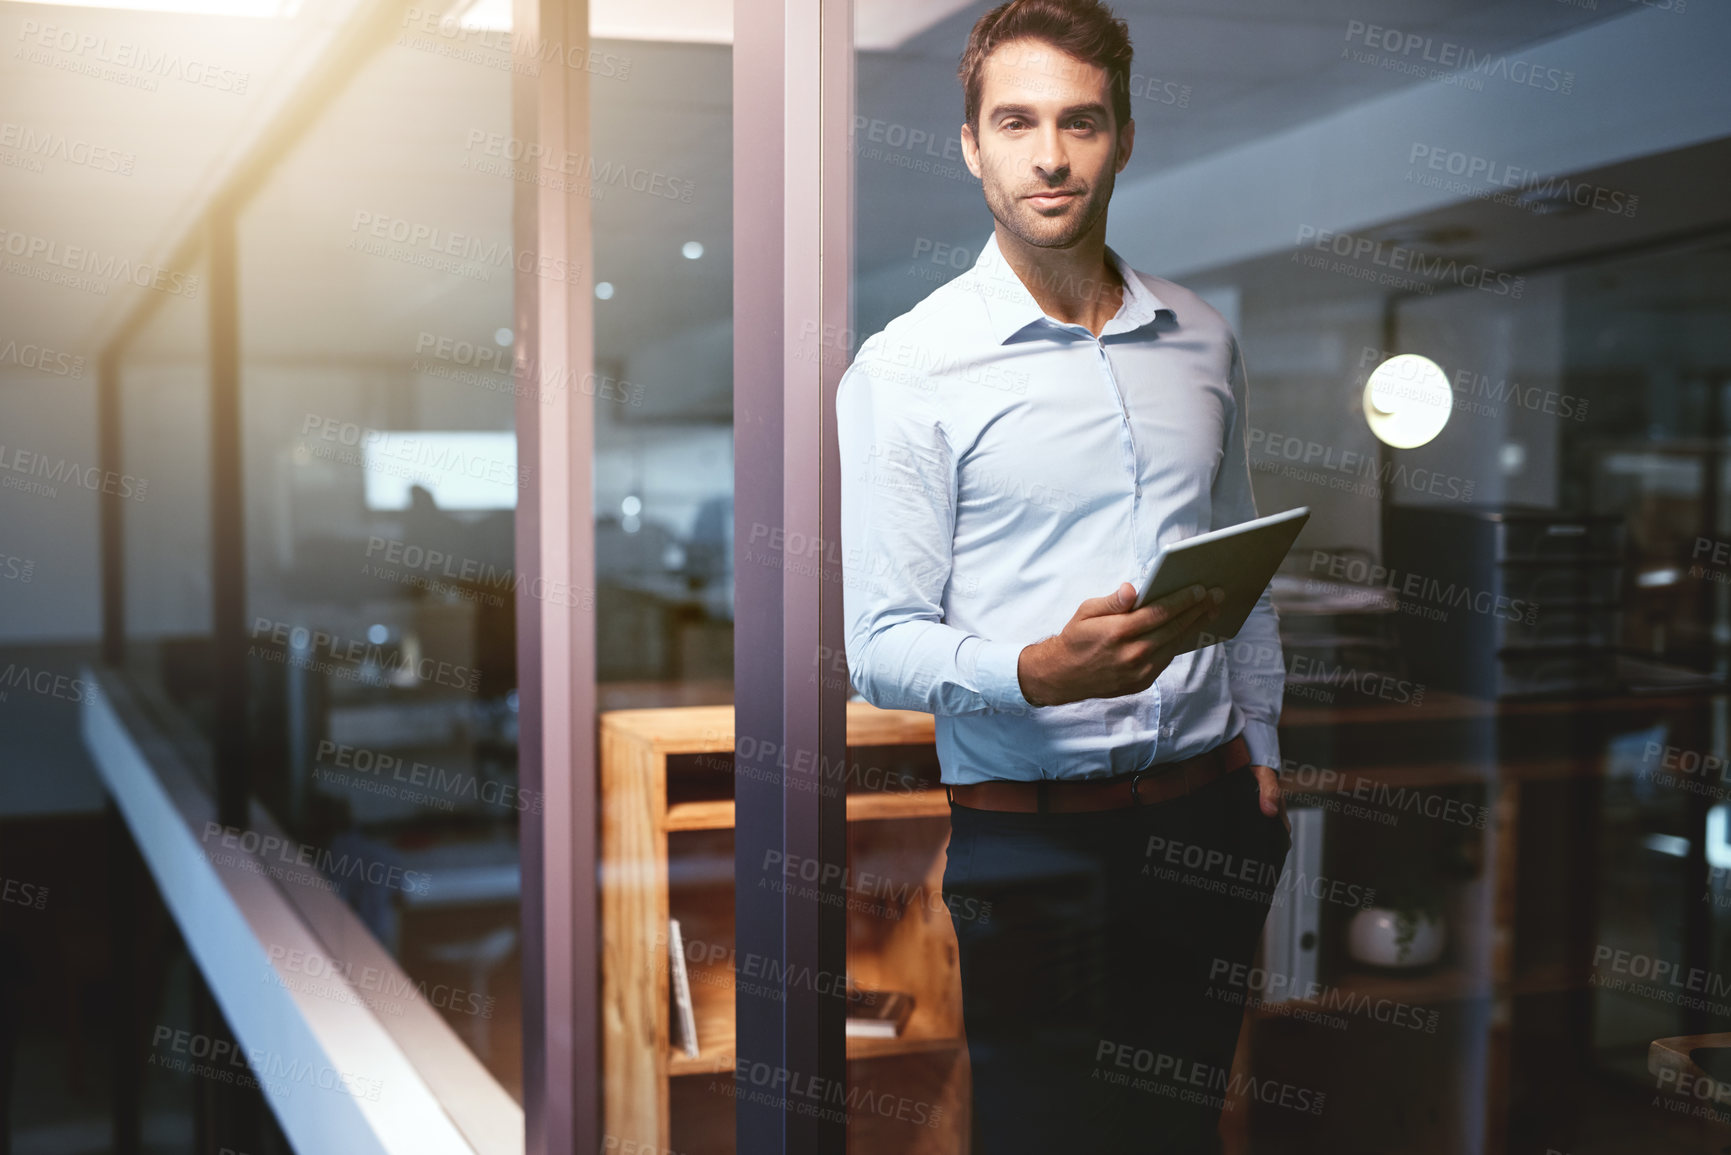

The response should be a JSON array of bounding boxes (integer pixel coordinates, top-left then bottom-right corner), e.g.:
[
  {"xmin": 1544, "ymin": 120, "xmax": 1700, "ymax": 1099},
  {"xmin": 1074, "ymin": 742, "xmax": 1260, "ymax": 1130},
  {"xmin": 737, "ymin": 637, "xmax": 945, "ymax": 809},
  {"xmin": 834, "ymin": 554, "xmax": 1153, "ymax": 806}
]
[
  {"xmin": 1075, "ymin": 582, "xmax": 1138, "ymax": 620},
  {"xmin": 1252, "ymin": 765, "xmax": 1290, "ymax": 832}
]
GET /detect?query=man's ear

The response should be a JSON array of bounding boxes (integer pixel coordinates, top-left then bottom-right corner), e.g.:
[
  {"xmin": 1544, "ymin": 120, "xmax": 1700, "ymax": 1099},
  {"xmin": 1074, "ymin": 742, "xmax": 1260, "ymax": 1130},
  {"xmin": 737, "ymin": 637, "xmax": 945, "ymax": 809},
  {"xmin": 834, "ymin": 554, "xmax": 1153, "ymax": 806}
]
[
  {"xmin": 1114, "ymin": 117, "xmax": 1135, "ymax": 175},
  {"xmin": 960, "ymin": 121, "xmax": 983, "ymax": 180}
]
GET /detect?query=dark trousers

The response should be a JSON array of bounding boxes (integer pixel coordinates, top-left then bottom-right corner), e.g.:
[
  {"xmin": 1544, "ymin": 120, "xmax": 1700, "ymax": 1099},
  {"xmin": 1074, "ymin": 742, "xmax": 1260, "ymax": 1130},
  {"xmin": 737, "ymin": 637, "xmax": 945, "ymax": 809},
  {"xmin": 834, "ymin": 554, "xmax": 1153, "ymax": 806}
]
[{"xmin": 943, "ymin": 761, "xmax": 1291, "ymax": 1154}]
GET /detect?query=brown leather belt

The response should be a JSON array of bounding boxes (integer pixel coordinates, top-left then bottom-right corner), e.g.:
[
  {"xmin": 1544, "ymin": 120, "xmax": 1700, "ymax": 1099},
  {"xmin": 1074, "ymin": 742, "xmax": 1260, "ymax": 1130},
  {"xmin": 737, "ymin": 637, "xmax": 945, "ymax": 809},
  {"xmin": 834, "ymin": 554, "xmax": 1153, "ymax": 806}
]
[{"xmin": 946, "ymin": 734, "xmax": 1251, "ymax": 813}]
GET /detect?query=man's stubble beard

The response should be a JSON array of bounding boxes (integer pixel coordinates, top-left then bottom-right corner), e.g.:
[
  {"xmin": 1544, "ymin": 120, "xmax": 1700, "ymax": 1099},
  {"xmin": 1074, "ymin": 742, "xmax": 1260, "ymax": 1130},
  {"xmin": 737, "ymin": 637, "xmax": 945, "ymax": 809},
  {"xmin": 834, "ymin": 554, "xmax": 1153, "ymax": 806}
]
[{"xmin": 978, "ymin": 146, "xmax": 1119, "ymax": 252}]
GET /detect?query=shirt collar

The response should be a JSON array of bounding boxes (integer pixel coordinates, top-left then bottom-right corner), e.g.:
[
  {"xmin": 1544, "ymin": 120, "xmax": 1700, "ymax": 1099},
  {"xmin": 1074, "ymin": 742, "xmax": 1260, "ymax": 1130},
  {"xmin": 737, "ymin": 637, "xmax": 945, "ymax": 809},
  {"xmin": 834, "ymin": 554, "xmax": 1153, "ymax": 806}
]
[{"xmin": 968, "ymin": 230, "xmax": 1172, "ymax": 345}]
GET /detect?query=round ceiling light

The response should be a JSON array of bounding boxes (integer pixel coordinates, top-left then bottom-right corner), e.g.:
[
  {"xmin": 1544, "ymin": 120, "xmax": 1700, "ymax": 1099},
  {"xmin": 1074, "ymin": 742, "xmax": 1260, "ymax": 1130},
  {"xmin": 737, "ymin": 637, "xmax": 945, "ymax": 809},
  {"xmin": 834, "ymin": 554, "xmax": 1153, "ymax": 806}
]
[{"xmin": 1363, "ymin": 354, "xmax": 1452, "ymax": 448}]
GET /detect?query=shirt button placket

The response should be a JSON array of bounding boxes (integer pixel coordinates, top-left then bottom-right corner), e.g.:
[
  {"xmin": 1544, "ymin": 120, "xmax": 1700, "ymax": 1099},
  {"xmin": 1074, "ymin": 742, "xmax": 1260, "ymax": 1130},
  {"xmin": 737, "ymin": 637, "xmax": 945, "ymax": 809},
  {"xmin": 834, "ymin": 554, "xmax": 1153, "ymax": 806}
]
[
  {"xmin": 1095, "ymin": 340, "xmax": 1143, "ymax": 573},
  {"xmin": 1087, "ymin": 335, "xmax": 1156, "ymax": 751}
]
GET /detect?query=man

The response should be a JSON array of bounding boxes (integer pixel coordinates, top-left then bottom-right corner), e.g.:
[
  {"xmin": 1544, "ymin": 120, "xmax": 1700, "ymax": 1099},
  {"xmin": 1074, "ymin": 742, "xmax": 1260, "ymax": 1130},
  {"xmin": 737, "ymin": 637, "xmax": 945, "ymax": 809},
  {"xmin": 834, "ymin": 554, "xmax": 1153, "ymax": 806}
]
[{"xmin": 837, "ymin": 1, "xmax": 1292, "ymax": 1150}]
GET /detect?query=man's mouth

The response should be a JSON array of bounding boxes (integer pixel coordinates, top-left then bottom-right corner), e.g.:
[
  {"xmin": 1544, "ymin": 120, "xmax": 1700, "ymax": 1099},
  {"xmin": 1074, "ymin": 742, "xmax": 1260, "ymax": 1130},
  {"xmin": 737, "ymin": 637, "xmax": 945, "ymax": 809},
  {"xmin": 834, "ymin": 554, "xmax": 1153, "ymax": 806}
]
[{"xmin": 1024, "ymin": 190, "xmax": 1081, "ymax": 210}]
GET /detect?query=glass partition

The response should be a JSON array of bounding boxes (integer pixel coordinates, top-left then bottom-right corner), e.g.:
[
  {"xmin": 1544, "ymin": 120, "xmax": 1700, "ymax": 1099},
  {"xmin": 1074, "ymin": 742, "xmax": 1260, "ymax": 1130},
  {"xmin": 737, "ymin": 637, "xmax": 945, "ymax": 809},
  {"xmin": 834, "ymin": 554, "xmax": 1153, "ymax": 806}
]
[
  {"xmin": 590, "ymin": 29, "xmax": 734, "ymax": 704},
  {"xmin": 108, "ymin": 227, "xmax": 222, "ymax": 1155},
  {"xmin": 119, "ymin": 248, "xmax": 216, "ymax": 750},
  {"xmin": 586, "ymin": 7, "xmax": 736, "ymax": 1152},
  {"xmin": 235, "ymin": 17, "xmax": 522, "ymax": 1094}
]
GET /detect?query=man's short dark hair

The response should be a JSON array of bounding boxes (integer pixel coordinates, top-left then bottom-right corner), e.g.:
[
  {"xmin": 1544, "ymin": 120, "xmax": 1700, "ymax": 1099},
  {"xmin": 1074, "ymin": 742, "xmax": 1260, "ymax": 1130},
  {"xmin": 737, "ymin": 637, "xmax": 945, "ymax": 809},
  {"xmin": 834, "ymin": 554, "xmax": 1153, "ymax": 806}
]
[{"xmin": 958, "ymin": 0, "xmax": 1134, "ymax": 133}]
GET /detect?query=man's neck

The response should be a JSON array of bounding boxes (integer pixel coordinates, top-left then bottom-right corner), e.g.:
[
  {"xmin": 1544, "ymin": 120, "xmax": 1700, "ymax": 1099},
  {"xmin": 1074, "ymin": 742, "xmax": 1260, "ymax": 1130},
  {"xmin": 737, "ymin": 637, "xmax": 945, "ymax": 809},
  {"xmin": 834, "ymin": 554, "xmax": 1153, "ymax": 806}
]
[{"xmin": 993, "ymin": 220, "xmax": 1124, "ymax": 338}]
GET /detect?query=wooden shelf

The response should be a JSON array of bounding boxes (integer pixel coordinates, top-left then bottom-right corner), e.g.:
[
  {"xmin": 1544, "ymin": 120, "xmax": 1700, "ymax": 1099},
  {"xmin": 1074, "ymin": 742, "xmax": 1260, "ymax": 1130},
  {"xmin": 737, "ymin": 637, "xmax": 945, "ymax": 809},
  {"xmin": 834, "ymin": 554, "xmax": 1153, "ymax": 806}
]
[
  {"xmin": 668, "ymin": 1034, "xmax": 968, "ymax": 1077},
  {"xmin": 601, "ymin": 700, "xmax": 934, "ymax": 756},
  {"xmin": 1281, "ymin": 685, "xmax": 1721, "ymax": 729},
  {"xmin": 669, "ymin": 959, "xmax": 963, "ymax": 1076},
  {"xmin": 1278, "ymin": 755, "xmax": 1590, "ymax": 794},
  {"xmin": 1254, "ymin": 965, "xmax": 1484, "ymax": 1020},
  {"xmin": 665, "ymin": 789, "xmax": 951, "ymax": 832},
  {"xmin": 667, "ymin": 1035, "xmax": 969, "ymax": 1078},
  {"xmin": 603, "ymin": 701, "xmax": 964, "ymax": 1153},
  {"xmin": 1253, "ymin": 950, "xmax": 1600, "ymax": 1026}
]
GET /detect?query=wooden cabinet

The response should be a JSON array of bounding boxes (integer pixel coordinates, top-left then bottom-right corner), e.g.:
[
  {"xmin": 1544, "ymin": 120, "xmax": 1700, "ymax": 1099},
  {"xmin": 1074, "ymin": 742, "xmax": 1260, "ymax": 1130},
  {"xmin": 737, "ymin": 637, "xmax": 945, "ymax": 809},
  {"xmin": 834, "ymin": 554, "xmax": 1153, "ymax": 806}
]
[{"xmin": 600, "ymin": 702, "xmax": 970, "ymax": 1153}]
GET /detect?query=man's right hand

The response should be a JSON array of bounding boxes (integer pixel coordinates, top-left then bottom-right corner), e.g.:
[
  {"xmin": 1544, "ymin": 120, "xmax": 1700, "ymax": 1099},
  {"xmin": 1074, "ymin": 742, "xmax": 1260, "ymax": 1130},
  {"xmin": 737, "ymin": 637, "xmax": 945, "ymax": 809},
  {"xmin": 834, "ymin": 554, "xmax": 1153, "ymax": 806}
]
[{"xmin": 1015, "ymin": 582, "xmax": 1224, "ymax": 708}]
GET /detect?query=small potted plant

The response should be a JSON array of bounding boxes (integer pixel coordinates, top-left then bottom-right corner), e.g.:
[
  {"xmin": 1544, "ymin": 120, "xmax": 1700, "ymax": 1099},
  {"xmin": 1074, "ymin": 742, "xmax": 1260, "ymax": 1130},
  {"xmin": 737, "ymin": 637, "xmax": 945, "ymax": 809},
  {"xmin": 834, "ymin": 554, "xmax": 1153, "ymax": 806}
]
[
  {"xmin": 1348, "ymin": 814, "xmax": 1479, "ymax": 970},
  {"xmin": 1348, "ymin": 861, "xmax": 1447, "ymax": 969}
]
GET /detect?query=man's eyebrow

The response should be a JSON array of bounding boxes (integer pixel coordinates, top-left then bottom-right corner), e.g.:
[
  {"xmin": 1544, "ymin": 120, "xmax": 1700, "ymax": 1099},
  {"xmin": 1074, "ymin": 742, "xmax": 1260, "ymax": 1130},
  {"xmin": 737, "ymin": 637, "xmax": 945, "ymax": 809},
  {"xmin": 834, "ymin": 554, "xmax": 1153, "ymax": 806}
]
[{"xmin": 987, "ymin": 101, "xmax": 1110, "ymax": 122}]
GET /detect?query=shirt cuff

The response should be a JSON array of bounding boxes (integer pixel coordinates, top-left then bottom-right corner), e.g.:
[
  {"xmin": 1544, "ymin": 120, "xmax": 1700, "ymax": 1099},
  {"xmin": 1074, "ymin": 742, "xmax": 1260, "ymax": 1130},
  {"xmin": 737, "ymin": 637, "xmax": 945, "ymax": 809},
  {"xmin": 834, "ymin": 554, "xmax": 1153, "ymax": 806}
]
[
  {"xmin": 970, "ymin": 638, "xmax": 1033, "ymax": 715},
  {"xmin": 1239, "ymin": 718, "xmax": 1280, "ymax": 770}
]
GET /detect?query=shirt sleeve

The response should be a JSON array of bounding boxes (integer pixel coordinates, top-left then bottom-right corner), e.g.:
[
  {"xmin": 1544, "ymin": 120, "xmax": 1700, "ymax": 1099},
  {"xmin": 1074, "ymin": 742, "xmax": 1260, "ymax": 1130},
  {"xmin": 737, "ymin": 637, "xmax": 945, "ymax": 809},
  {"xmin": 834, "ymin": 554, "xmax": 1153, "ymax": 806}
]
[
  {"xmin": 1212, "ymin": 337, "xmax": 1285, "ymax": 768},
  {"xmin": 836, "ymin": 349, "xmax": 1031, "ymax": 717}
]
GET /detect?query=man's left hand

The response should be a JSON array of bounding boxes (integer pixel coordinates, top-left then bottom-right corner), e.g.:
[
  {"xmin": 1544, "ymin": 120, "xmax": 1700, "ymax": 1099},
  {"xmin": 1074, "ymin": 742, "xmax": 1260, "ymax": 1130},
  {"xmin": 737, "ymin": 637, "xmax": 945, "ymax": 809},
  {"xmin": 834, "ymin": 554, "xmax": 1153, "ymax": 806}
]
[{"xmin": 1251, "ymin": 764, "xmax": 1289, "ymax": 834}]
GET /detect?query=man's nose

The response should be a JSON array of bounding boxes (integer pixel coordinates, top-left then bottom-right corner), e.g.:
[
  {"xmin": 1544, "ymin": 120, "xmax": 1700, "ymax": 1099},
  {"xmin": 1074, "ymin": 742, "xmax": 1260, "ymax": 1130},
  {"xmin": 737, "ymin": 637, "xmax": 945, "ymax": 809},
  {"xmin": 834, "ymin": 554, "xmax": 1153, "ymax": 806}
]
[{"xmin": 1031, "ymin": 126, "xmax": 1069, "ymax": 182}]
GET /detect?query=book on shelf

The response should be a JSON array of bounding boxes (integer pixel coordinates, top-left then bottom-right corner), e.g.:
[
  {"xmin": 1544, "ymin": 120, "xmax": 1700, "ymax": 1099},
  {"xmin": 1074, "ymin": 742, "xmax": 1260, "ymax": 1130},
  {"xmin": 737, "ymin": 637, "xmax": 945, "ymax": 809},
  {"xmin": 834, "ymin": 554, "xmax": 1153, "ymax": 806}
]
[
  {"xmin": 845, "ymin": 984, "xmax": 915, "ymax": 1039},
  {"xmin": 668, "ymin": 918, "xmax": 699, "ymax": 1057}
]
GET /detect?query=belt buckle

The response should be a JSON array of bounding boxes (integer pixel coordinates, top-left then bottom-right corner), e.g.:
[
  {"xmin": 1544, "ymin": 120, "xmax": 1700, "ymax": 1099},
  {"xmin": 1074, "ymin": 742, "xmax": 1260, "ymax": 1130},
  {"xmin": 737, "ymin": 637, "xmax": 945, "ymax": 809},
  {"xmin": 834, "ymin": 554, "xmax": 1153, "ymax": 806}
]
[{"xmin": 1131, "ymin": 759, "xmax": 1191, "ymax": 806}]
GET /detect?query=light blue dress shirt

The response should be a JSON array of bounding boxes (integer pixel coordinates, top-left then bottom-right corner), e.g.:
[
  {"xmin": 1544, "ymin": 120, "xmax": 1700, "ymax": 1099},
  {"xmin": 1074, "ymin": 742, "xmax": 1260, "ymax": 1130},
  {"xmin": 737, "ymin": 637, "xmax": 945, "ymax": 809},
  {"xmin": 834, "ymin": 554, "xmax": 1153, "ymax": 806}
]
[{"xmin": 837, "ymin": 232, "xmax": 1285, "ymax": 784}]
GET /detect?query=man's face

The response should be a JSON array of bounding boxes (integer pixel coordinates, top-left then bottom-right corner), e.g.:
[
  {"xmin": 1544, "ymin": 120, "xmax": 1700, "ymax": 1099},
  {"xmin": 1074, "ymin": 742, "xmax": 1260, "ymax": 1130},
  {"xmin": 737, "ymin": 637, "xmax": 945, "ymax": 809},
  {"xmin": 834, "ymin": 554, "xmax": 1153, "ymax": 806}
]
[{"xmin": 962, "ymin": 38, "xmax": 1134, "ymax": 251}]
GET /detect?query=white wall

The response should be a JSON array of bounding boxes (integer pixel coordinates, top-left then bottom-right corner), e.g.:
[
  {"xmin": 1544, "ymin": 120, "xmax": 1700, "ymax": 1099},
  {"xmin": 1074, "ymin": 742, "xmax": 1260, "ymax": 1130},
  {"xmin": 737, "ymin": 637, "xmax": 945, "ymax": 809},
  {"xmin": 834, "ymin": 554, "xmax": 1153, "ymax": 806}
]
[{"xmin": 0, "ymin": 370, "xmax": 102, "ymax": 642}]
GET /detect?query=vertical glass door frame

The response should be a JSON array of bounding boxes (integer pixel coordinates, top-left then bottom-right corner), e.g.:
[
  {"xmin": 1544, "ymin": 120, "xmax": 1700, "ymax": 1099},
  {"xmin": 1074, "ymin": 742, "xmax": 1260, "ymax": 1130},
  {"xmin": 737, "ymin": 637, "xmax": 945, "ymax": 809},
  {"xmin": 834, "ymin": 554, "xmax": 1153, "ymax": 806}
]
[
  {"xmin": 511, "ymin": 0, "xmax": 597, "ymax": 1150},
  {"xmin": 733, "ymin": 1, "xmax": 854, "ymax": 1152}
]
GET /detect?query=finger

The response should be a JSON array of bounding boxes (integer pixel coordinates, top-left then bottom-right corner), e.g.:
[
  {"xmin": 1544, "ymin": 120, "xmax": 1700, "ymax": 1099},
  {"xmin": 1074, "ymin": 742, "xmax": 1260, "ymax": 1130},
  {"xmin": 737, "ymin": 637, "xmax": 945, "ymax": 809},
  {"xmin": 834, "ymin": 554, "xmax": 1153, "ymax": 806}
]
[
  {"xmin": 1122, "ymin": 583, "xmax": 1212, "ymax": 631},
  {"xmin": 1137, "ymin": 598, "xmax": 1214, "ymax": 650},
  {"xmin": 1075, "ymin": 581, "xmax": 1142, "ymax": 620}
]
